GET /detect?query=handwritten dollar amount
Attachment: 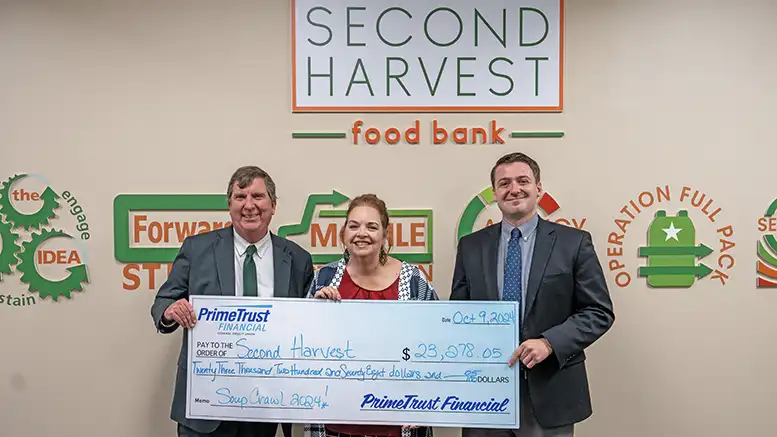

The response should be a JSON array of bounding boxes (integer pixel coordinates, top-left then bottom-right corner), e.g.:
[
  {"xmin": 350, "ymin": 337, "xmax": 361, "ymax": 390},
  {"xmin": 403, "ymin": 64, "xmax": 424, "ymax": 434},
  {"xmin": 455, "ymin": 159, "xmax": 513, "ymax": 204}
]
[{"xmin": 402, "ymin": 343, "xmax": 503, "ymax": 362}]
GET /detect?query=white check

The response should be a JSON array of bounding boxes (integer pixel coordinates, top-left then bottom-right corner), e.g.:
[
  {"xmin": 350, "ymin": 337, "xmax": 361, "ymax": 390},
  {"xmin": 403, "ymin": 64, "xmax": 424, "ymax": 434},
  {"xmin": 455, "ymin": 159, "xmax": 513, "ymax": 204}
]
[{"xmin": 186, "ymin": 296, "xmax": 520, "ymax": 428}]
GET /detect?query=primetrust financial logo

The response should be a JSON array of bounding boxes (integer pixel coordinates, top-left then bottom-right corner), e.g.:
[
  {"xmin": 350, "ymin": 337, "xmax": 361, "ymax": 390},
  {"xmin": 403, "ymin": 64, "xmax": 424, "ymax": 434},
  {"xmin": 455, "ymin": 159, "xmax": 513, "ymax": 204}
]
[
  {"xmin": 198, "ymin": 304, "xmax": 273, "ymax": 335},
  {"xmin": 197, "ymin": 306, "xmax": 272, "ymax": 323}
]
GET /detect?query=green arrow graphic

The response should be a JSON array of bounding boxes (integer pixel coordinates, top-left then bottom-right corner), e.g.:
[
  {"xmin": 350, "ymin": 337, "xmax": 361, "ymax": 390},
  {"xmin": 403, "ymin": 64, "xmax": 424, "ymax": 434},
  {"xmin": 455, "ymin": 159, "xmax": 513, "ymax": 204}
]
[
  {"xmin": 765, "ymin": 199, "xmax": 777, "ymax": 217},
  {"xmin": 16, "ymin": 229, "xmax": 90, "ymax": 301},
  {"xmin": 764, "ymin": 234, "xmax": 777, "ymax": 256},
  {"xmin": 758, "ymin": 240, "xmax": 777, "ymax": 267},
  {"xmin": 276, "ymin": 191, "xmax": 350, "ymax": 238},
  {"xmin": 638, "ymin": 244, "xmax": 713, "ymax": 257},
  {"xmin": 456, "ymin": 187, "xmax": 495, "ymax": 241},
  {"xmin": 638, "ymin": 264, "xmax": 713, "ymax": 278},
  {"xmin": 0, "ymin": 174, "xmax": 61, "ymax": 230}
]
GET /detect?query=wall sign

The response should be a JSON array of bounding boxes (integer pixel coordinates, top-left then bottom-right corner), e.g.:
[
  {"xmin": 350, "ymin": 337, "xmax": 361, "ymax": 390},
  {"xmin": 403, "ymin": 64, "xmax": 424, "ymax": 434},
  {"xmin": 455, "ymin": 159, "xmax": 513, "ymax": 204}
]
[{"xmin": 292, "ymin": 0, "xmax": 565, "ymax": 112}]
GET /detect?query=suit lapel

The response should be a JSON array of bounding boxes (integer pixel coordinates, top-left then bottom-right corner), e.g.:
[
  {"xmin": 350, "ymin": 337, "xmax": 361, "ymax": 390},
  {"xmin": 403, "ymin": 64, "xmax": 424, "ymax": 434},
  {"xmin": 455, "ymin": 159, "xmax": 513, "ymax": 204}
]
[
  {"xmin": 525, "ymin": 218, "xmax": 555, "ymax": 317},
  {"xmin": 271, "ymin": 234, "xmax": 291, "ymax": 298},
  {"xmin": 215, "ymin": 227, "xmax": 235, "ymax": 296},
  {"xmin": 482, "ymin": 224, "xmax": 500, "ymax": 301}
]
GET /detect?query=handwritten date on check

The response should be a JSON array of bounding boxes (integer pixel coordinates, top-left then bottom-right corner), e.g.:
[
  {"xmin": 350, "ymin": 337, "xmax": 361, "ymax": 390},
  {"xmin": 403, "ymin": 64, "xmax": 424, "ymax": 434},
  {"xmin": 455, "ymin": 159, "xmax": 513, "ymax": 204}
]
[{"xmin": 186, "ymin": 296, "xmax": 520, "ymax": 428}]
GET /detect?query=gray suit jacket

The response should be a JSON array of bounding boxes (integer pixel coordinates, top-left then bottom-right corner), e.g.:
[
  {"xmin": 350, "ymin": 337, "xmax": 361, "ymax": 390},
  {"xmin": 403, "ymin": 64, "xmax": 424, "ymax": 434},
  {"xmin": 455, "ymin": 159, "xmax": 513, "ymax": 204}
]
[
  {"xmin": 450, "ymin": 217, "xmax": 614, "ymax": 428},
  {"xmin": 150, "ymin": 226, "xmax": 314, "ymax": 435}
]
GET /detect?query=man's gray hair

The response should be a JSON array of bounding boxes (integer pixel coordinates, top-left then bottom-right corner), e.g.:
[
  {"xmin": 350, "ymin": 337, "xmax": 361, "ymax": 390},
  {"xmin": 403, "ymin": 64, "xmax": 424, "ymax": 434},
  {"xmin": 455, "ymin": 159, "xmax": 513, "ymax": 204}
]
[{"xmin": 226, "ymin": 166, "xmax": 277, "ymax": 205}]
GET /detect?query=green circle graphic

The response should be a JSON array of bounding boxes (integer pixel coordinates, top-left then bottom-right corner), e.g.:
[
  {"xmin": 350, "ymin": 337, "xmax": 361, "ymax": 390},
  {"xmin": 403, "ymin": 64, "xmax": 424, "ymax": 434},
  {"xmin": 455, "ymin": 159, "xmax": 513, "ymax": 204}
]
[{"xmin": 457, "ymin": 187, "xmax": 496, "ymax": 241}]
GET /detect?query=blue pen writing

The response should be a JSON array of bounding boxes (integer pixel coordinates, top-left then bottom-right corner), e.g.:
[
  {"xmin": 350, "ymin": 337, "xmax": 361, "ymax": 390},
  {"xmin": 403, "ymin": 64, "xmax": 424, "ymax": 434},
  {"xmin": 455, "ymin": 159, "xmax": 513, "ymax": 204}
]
[
  {"xmin": 289, "ymin": 334, "xmax": 356, "ymax": 359},
  {"xmin": 235, "ymin": 361, "xmax": 274, "ymax": 376},
  {"xmin": 411, "ymin": 342, "xmax": 502, "ymax": 361},
  {"xmin": 236, "ymin": 337, "xmax": 281, "ymax": 359},
  {"xmin": 289, "ymin": 363, "xmax": 324, "ymax": 376},
  {"xmin": 389, "ymin": 365, "xmax": 421, "ymax": 380},
  {"xmin": 192, "ymin": 360, "xmax": 234, "ymax": 381},
  {"xmin": 192, "ymin": 361, "xmax": 217, "ymax": 381},
  {"xmin": 216, "ymin": 387, "xmax": 284, "ymax": 408},
  {"xmin": 333, "ymin": 363, "xmax": 385, "ymax": 381},
  {"xmin": 217, "ymin": 361, "xmax": 235, "ymax": 375},
  {"xmin": 464, "ymin": 369, "xmax": 482, "ymax": 382},
  {"xmin": 215, "ymin": 385, "xmax": 330, "ymax": 410},
  {"xmin": 451, "ymin": 310, "xmax": 515, "ymax": 325}
]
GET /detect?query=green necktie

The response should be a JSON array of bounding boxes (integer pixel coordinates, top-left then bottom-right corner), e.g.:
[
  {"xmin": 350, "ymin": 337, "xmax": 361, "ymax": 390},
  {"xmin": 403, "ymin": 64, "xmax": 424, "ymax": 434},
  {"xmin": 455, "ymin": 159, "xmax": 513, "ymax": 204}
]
[{"xmin": 243, "ymin": 244, "xmax": 258, "ymax": 297}]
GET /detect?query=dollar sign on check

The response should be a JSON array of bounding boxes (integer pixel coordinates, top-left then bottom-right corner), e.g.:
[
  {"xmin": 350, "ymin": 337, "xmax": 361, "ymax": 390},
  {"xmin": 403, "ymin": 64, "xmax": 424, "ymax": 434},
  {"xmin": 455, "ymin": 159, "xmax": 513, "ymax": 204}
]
[{"xmin": 402, "ymin": 347, "xmax": 410, "ymax": 361}]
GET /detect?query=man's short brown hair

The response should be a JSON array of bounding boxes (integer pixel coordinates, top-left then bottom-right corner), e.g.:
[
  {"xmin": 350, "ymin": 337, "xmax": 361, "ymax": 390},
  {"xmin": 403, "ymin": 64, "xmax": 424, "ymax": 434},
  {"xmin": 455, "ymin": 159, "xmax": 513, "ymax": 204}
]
[
  {"xmin": 490, "ymin": 152, "xmax": 541, "ymax": 187},
  {"xmin": 227, "ymin": 166, "xmax": 277, "ymax": 205}
]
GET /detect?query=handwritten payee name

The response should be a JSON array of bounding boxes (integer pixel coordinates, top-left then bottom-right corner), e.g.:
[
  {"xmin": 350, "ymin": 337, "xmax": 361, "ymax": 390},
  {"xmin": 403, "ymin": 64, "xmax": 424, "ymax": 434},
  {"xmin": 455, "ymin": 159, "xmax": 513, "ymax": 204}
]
[{"xmin": 232, "ymin": 335, "xmax": 355, "ymax": 360}]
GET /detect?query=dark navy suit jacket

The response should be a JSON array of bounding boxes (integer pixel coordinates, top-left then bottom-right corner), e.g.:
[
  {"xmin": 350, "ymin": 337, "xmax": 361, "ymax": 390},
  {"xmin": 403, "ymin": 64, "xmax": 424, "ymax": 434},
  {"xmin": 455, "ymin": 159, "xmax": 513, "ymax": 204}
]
[
  {"xmin": 450, "ymin": 217, "xmax": 615, "ymax": 428},
  {"xmin": 151, "ymin": 226, "xmax": 314, "ymax": 435}
]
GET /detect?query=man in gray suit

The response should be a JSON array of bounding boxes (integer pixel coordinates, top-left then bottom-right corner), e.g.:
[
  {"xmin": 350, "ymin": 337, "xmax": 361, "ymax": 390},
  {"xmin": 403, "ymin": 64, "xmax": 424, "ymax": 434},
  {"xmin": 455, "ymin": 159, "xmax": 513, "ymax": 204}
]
[
  {"xmin": 151, "ymin": 166, "xmax": 314, "ymax": 437},
  {"xmin": 450, "ymin": 152, "xmax": 615, "ymax": 437}
]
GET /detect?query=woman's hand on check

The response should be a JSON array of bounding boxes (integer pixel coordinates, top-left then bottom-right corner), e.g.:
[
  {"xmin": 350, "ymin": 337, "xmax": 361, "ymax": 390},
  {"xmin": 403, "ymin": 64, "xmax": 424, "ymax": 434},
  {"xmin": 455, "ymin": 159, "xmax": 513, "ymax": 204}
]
[
  {"xmin": 402, "ymin": 425, "xmax": 420, "ymax": 429},
  {"xmin": 314, "ymin": 286, "xmax": 341, "ymax": 301}
]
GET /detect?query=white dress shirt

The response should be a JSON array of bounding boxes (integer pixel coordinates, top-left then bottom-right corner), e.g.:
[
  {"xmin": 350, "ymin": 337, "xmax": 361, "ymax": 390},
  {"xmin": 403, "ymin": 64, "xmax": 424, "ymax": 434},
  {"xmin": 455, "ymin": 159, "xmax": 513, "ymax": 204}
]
[{"xmin": 233, "ymin": 230, "xmax": 274, "ymax": 298}]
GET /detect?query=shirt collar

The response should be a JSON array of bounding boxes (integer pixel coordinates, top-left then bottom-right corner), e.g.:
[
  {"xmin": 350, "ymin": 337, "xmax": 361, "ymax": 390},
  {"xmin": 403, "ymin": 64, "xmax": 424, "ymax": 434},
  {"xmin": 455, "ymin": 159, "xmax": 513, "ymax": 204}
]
[
  {"xmin": 234, "ymin": 230, "xmax": 272, "ymax": 259},
  {"xmin": 501, "ymin": 213, "xmax": 539, "ymax": 241}
]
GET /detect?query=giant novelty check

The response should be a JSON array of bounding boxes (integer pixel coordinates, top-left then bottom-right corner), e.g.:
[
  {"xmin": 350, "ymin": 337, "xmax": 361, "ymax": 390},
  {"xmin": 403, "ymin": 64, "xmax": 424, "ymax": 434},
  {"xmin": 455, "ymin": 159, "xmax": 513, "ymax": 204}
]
[{"xmin": 186, "ymin": 296, "xmax": 520, "ymax": 428}]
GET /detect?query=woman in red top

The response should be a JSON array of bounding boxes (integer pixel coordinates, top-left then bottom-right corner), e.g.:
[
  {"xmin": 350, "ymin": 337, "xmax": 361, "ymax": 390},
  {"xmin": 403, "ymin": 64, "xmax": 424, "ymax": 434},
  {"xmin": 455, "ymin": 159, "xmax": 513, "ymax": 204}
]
[{"xmin": 308, "ymin": 194, "xmax": 437, "ymax": 437}]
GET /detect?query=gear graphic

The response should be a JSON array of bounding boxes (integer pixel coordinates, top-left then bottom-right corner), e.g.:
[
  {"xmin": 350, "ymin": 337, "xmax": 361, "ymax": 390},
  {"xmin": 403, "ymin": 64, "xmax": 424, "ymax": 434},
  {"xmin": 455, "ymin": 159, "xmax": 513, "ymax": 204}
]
[
  {"xmin": 0, "ymin": 218, "xmax": 21, "ymax": 280},
  {"xmin": 0, "ymin": 174, "xmax": 61, "ymax": 230},
  {"xmin": 16, "ymin": 228, "xmax": 89, "ymax": 301}
]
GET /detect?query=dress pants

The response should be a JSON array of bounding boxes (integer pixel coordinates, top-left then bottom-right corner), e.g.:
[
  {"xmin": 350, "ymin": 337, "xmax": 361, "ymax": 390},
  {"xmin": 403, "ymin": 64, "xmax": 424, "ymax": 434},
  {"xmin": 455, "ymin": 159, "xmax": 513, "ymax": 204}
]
[
  {"xmin": 461, "ymin": 377, "xmax": 574, "ymax": 437},
  {"xmin": 177, "ymin": 422, "xmax": 286, "ymax": 437}
]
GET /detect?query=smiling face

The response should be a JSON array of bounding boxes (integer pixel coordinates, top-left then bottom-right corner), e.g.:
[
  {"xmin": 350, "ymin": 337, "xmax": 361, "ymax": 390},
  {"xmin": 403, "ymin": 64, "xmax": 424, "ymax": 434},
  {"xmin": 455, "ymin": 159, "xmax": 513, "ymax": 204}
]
[
  {"xmin": 493, "ymin": 162, "xmax": 542, "ymax": 224},
  {"xmin": 342, "ymin": 205, "xmax": 387, "ymax": 262},
  {"xmin": 228, "ymin": 177, "xmax": 276, "ymax": 243}
]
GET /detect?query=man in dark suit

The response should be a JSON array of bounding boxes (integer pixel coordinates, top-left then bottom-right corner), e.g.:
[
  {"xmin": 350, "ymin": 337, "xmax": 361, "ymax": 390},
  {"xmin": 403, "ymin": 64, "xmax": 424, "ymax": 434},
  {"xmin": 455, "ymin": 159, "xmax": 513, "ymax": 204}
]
[
  {"xmin": 151, "ymin": 166, "xmax": 314, "ymax": 437},
  {"xmin": 451, "ymin": 152, "xmax": 615, "ymax": 437}
]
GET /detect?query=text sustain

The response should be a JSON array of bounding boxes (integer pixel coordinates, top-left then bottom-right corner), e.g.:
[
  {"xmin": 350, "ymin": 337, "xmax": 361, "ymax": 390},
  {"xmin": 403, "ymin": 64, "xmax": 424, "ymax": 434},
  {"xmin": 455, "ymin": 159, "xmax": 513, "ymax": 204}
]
[{"xmin": 186, "ymin": 296, "xmax": 520, "ymax": 428}]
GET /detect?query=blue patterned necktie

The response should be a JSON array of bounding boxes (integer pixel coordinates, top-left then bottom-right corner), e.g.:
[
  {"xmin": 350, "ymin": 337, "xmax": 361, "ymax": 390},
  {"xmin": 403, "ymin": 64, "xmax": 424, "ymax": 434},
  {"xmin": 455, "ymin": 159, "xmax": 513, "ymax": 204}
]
[{"xmin": 503, "ymin": 228, "xmax": 523, "ymax": 324}]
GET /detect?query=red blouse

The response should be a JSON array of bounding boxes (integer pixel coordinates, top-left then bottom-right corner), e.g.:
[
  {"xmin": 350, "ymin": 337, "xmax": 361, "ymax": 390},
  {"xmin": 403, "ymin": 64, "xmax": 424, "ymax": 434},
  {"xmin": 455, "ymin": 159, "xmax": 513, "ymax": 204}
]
[{"xmin": 325, "ymin": 268, "xmax": 401, "ymax": 437}]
